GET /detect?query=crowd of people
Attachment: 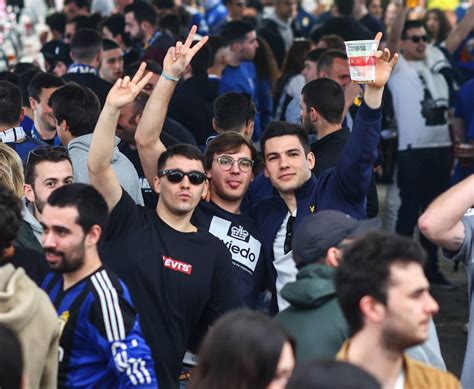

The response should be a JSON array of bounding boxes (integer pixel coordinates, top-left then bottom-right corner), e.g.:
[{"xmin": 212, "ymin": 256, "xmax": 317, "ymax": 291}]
[{"xmin": 1, "ymin": 0, "xmax": 474, "ymax": 387}]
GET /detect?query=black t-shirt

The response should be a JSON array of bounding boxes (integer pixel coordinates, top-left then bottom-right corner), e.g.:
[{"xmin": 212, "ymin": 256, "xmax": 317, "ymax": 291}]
[
  {"xmin": 192, "ymin": 201, "xmax": 265, "ymax": 309},
  {"xmin": 99, "ymin": 190, "xmax": 235, "ymax": 389},
  {"xmin": 5, "ymin": 246, "xmax": 49, "ymax": 286}
]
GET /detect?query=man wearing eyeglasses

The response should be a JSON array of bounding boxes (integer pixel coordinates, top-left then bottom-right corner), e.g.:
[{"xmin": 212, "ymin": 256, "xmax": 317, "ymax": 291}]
[
  {"xmin": 387, "ymin": 9, "xmax": 454, "ymax": 288},
  {"xmin": 88, "ymin": 28, "xmax": 235, "ymax": 388}
]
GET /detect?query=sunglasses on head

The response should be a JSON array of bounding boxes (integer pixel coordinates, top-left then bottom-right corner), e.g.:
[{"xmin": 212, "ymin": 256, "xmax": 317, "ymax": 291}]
[
  {"xmin": 406, "ymin": 34, "xmax": 430, "ymax": 43},
  {"xmin": 158, "ymin": 169, "xmax": 208, "ymax": 185},
  {"xmin": 25, "ymin": 146, "xmax": 68, "ymax": 175}
]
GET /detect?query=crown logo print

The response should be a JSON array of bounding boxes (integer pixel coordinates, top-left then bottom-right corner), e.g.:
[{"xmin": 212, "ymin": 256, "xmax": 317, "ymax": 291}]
[{"xmin": 230, "ymin": 225, "xmax": 249, "ymax": 241}]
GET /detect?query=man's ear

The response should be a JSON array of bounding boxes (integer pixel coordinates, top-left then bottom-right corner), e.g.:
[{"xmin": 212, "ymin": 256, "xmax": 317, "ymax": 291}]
[
  {"xmin": 86, "ymin": 224, "xmax": 102, "ymax": 246},
  {"xmin": 360, "ymin": 295, "xmax": 385, "ymax": 325},
  {"xmin": 307, "ymin": 151, "xmax": 315, "ymax": 170},
  {"xmin": 24, "ymin": 184, "xmax": 36, "ymax": 203},
  {"xmin": 19, "ymin": 107, "xmax": 25, "ymax": 122},
  {"xmin": 212, "ymin": 118, "xmax": 217, "ymax": 131},
  {"xmin": 325, "ymin": 247, "xmax": 341, "ymax": 268},
  {"xmin": 29, "ymin": 97, "xmax": 38, "ymax": 110},
  {"xmin": 243, "ymin": 121, "xmax": 254, "ymax": 140},
  {"xmin": 309, "ymin": 107, "xmax": 318, "ymax": 123},
  {"xmin": 153, "ymin": 175, "xmax": 161, "ymax": 194},
  {"xmin": 231, "ymin": 41, "xmax": 241, "ymax": 53}
]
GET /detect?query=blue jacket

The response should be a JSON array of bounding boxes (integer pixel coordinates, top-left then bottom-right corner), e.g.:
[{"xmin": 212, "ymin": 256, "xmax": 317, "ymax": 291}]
[{"xmin": 253, "ymin": 100, "xmax": 382, "ymax": 313}]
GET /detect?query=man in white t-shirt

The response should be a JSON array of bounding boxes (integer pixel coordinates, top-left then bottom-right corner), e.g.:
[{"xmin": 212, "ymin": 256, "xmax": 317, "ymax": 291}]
[{"xmin": 387, "ymin": 13, "xmax": 453, "ymax": 288}]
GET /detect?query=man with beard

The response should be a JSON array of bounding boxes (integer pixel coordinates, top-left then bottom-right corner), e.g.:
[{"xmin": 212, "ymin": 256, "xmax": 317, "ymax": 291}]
[
  {"xmin": 40, "ymin": 183, "xmax": 157, "ymax": 388},
  {"xmin": 124, "ymin": 1, "xmax": 174, "ymax": 66},
  {"xmin": 335, "ymin": 232, "xmax": 459, "ymax": 388},
  {"xmin": 27, "ymin": 72, "xmax": 65, "ymax": 145},
  {"xmin": 17, "ymin": 146, "xmax": 74, "ymax": 252}
]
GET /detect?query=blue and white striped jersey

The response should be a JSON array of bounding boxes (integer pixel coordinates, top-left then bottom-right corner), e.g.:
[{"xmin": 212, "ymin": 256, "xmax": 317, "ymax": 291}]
[{"xmin": 42, "ymin": 267, "xmax": 158, "ymax": 388}]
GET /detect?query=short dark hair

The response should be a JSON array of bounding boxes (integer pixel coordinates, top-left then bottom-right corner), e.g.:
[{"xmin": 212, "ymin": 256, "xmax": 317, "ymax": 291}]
[
  {"xmin": 71, "ymin": 13, "xmax": 101, "ymax": 31},
  {"xmin": 0, "ymin": 185, "xmax": 22, "ymax": 252},
  {"xmin": 157, "ymin": 144, "xmax": 205, "ymax": 173},
  {"xmin": 0, "ymin": 71, "xmax": 19, "ymax": 85},
  {"xmin": 19, "ymin": 69, "xmax": 42, "ymax": 107},
  {"xmin": 302, "ymin": 78, "xmax": 344, "ymax": 124},
  {"xmin": 221, "ymin": 20, "xmax": 254, "ymax": 44},
  {"xmin": 49, "ymin": 84, "xmax": 101, "ymax": 137},
  {"xmin": 103, "ymin": 38, "xmax": 120, "ymax": 51},
  {"xmin": 261, "ymin": 121, "xmax": 310, "ymax": 157},
  {"xmin": 335, "ymin": 0, "xmax": 354, "ymax": 15},
  {"xmin": 27, "ymin": 72, "xmax": 65, "ymax": 102},
  {"xmin": 124, "ymin": 2, "xmax": 157, "ymax": 26},
  {"xmin": 207, "ymin": 35, "xmax": 229, "ymax": 66},
  {"xmin": 287, "ymin": 360, "xmax": 381, "ymax": 389},
  {"xmin": 70, "ymin": 28, "xmax": 103, "ymax": 63},
  {"xmin": 0, "ymin": 81, "xmax": 22, "ymax": 125},
  {"xmin": 46, "ymin": 12, "xmax": 67, "ymax": 35},
  {"xmin": 190, "ymin": 42, "xmax": 210, "ymax": 76},
  {"xmin": 124, "ymin": 60, "xmax": 162, "ymax": 77},
  {"xmin": 335, "ymin": 232, "xmax": 427, "ymax": 336},
  {"xmin": 0, "ymin": 323, "xmax": 23, "ymax": 389},
  {"xmin": 402, "ymin": 19, "xmax": 425, "ymax": 38},
  {"xmin": 305, "ymin": 48, "xmax": 327, "ymax": 64},
  {"xmin": 317, "ymin": 49, "xmax": 348, "ymax": 77},
  {"xmin": 318, "ymin": 34, "xmax": 346, "ymax": 51},
  {"xmin": 47, "ymin": 183, "xmax": 108, "ymax": 234},
  {"xmin": 189, "ymin": 310, "xmax": 295, "ymax": 389},
  {"xmin": 24, "ymin": 146, "xmax": 73, "ymax": 186},
  {"xmin": 100, "ymin": 13, "xmax": 127, "ymax": 41},
  {"xmin": 64, "ymin": 0, "xmax": 90, "ymax": 10},
  {"xmin": 204, "ymin": 132, "xmax": 259, "ymax": 173},
  {"xmin": 213, "ymin": 92, "xmax": 256, "ymax": 132}
]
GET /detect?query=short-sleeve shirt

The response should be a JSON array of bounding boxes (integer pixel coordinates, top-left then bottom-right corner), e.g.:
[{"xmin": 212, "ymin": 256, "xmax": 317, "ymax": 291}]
[{"xmin": 100, "ymin": 190, "xmax": 235, "ymax": 388}]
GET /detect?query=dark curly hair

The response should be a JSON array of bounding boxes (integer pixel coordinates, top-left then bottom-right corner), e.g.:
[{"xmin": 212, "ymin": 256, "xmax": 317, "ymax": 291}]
[{"xmin": 0, "ymin": 185, "xmax": 22, "ymax": 253}]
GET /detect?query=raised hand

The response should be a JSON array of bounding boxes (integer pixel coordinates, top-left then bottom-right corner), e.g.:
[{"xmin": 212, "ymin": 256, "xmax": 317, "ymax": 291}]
[
  {"xmin": 370, "ymin": 32, "xmax": 399, "ymax": 90},
  {"xmin": 105, "ymin": 62, "xmax": 153, "ymax": 109},
  {"xmin": 162, "ymin": 25, "xmax": 209, "ymax": 79}
]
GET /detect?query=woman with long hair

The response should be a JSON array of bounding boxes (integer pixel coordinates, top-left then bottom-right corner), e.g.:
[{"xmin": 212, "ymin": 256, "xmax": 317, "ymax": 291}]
[
  {"xmin": 424, "ymin": 8, "xmax": 452, "ymax": 46},
  {"xmin": 189, "ymin": 310, "xmax": 296, "ymax": 389}
]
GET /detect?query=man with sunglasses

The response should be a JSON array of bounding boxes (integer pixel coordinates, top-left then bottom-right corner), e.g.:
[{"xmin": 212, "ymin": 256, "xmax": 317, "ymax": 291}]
[
  {"xmin": 17, "ymin": 146, "xmax": 74, "ymax": 253},
  {"xmin": 88, "ymin": 31, "xmax": 235, "ymax": 388},
  {"xmin": 388, "ymin": 10, "xmax": 454, "ymax": 288}
]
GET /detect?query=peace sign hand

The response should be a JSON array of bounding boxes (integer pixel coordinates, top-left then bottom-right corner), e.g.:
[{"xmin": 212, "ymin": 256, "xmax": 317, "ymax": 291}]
[
  {"xmin": 105, "ymin": 62, "xmax": 153, "ymax": 109},
  {"xmin": 163, "ymin": 25, "xmax": 209, "ymax": 79}
]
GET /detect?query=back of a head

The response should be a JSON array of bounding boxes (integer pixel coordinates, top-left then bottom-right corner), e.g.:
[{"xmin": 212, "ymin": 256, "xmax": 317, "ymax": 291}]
[
  {"xmin": 335, "ymin": 231, "xmax": 427, "ymax": 336},
  {"xmin": 318, "ymin": 34, "xmax": 346, "ymax": 51},
  {"xmin": 213, "ymin": 92, "xmax": 256, "ymax": 133},
  {"xmin": 124, "ymin": 2, "xmax": 157, "ymax": 27},
  {"xmin": 189, "ymin": 310, "xmax": 293, "ymax": 389},
  {"xmin": 335, "ymin": 0, "xmax": 354, "ymax": 16},
  {"xmin": 0, "ymin": 185, "xmax": 22, "ymax": 254},
  {"xmin": 0, "ymin": 71, "xmax": 19, "ymax": 85},
  {"xmin": 190, "ymin": 42, "xmax": 210, "ymax": 76},
  {"xmin": 286, "ymin": 360, "xmax": 381, "ymax": 389},
  {"xmin": 207, "ymin": 35, "xmax": 229, "ymax": 66},
  {"xmin": 49, "ymin": 83, "xmax": 101, "ymax": 138},
  {"xmin": 47, "ymin": 183, "xmax": 108, "ymax": 234},
  {"xmin": 261, "ymin": 121, "xmax": 310, "ymax": 157},
  {"xmin": 27, "ymin": 72, "xmax": 65, "ymax": 102},
  {"xmin": 101, "ymin": 13, "xmax": 126, "ymax": 37},
  {"xmin": 0, "ymin": 144, "xmax": 24, "ymax": 198},
  {"xmin": 70, "ymin": 28, "xmax": 103, "ymax": 63},
  {"xmin": 46, "ymin": 12, "xmax": 67, "ymax": 34},
  {"xmin": 302, "ymin": 78, "xmax": 344, "ymax": 124},
  {"xmin": 221, "ymin": 20, "xmax": 254, "ymax": 44},
  {"xmin": 317, "ymin": 49, "xmax": 348, "ymax": 78},
  {"xmin": 0, "ymin": 81, "xmax": 22, "ymax": 126},
  {"xmin": 0, "ymin": 323, "xmax": 23, "ymax": 389}
]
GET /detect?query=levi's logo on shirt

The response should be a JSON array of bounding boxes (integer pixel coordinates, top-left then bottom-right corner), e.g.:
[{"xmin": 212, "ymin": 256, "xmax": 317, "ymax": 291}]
[{"xmin": 163, "ymin": 256, "xmax": 193, "ymax": 275}]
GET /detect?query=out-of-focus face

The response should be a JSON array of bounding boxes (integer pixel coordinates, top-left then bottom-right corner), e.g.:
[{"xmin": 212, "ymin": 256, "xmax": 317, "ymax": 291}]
[
  {"xmin": 41, "ymin": 204, "xmax": 86, "ymax": 273},
  {"xmin": 116, "ymin": 102, "xmax": 137, "ymax": 144},
  {"xmin": 31, "ymin": 87, "xmax": 60, "ymax": 133},
  {"xmin": 24, "ymin": 160, "xmax": 74, "ymax": 216},
  {"xmin": 425, "ymin": 12, "xmax": 440, "ymax": 39},
  {"xmin": 54, "ymin": 61, "xmax": 69, "ymax": 77},
  {"xmin": 302, "ymin": 59, "xmax": 318, "ymax": 82},
  {"xmin": 264, "ymin": 135, "xmax": 314, "ymax": 196},
  {"xmin": 274, "ymin": 0, "xmax": 298, "ymax": 22},
  {"xmin": 64, "ymin": 2, "xmax": 81, "ymax": 21},
  {"xmin": 208, "ymin": 146, "xmax": 254, "ymax": 204},
  {"xmin": 100, "ymin": 48, "xmax": 124, "ymax": 83},
  {"xmin": 155, "ymin": 155, "xmax": 208, "ymax": 217},
  {"xmin": 227, "ymin": 0, "xmax": 246, "ymax": 20},
  {"xmin": 125, "ymin": 12, "xmax": 144, "ymax": 43},
  {"xmin": 384, "ymin": 3, "xmax": 398, "ymax": 29},
  {"xmin": 401, "ymin": 26, "xmax": 428, "ymax": 61},
  {"xmin": 368, "ymin": 0, "xmax": 383, "ymax": 19},
  {"xmin": 380, "ymin": 262, "xmax": 439, "ymax": 351},
  {"xmin": 266, "ymin": 342, "xmax": 295, "ymax": 389},
  {"xmin": 238, "ymin": 31, "xmax": 259, "ymax": 60},
  {"xmin": 141, "ymin": 73, "xmax": 160, "ymax": 95},
  {"xmin": 64, "ymin": 22, "xmax": 75, "ymax": 44}
]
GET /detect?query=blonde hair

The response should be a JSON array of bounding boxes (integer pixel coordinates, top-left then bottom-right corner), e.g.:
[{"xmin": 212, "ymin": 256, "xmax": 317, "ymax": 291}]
[{"xmin": 0, "ymin": 143, "xmax": 24, "ymax": 198}]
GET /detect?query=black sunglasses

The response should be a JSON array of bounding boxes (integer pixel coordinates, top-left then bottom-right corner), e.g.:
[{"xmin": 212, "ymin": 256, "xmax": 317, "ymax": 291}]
[
  {"xmin": 406, "ymin": 34, "xmax": 430, "ymax": 43},
  {"xmin": 158, "ymin": 169, "xmax": 208, "ymax": 185},
  {"xmin": 25, "ymin": 146, "xmax": 68, "ymax": 176}
]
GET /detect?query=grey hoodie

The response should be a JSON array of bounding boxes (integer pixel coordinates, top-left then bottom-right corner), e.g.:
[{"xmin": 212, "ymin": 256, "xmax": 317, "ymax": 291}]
[
  {"xmin": 22, "ymin": 198, "xmax": 43, "ymax": 244},
  {"xmin": 0, "ymin": 264, "xmax": 59, "ymax": 388},
  {"xmin": 68, "ymin": 134, "xmax": 144, "ymax": 205},
  {"xmin": 267, "ymin": 9, "xmax": 294, "ymax": 51}
]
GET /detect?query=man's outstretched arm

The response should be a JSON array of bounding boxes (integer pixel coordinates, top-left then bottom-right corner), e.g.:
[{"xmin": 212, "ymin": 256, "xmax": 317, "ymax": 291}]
[
  {"xmin": 135, "ymin": 26, "xmax": 208, "ymax": 188},
  {"xmin": 418, "ymin": 175, "xmax": 474, "ymax": 252},
  {"xmin": 88, "ymin": 63, "xmax": 152, "ymax": 212}
]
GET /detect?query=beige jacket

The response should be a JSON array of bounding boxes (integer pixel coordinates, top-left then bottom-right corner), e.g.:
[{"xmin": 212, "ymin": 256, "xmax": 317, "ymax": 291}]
[{"xmin": 0, "ymin": 264, "xmax": 59, "ymax": 388}]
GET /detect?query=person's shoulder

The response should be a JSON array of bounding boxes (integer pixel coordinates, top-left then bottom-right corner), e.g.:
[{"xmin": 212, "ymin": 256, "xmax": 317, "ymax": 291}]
[{"xmin": 405, "ymin": 356, "xmax": 460, "ymax": 388}]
